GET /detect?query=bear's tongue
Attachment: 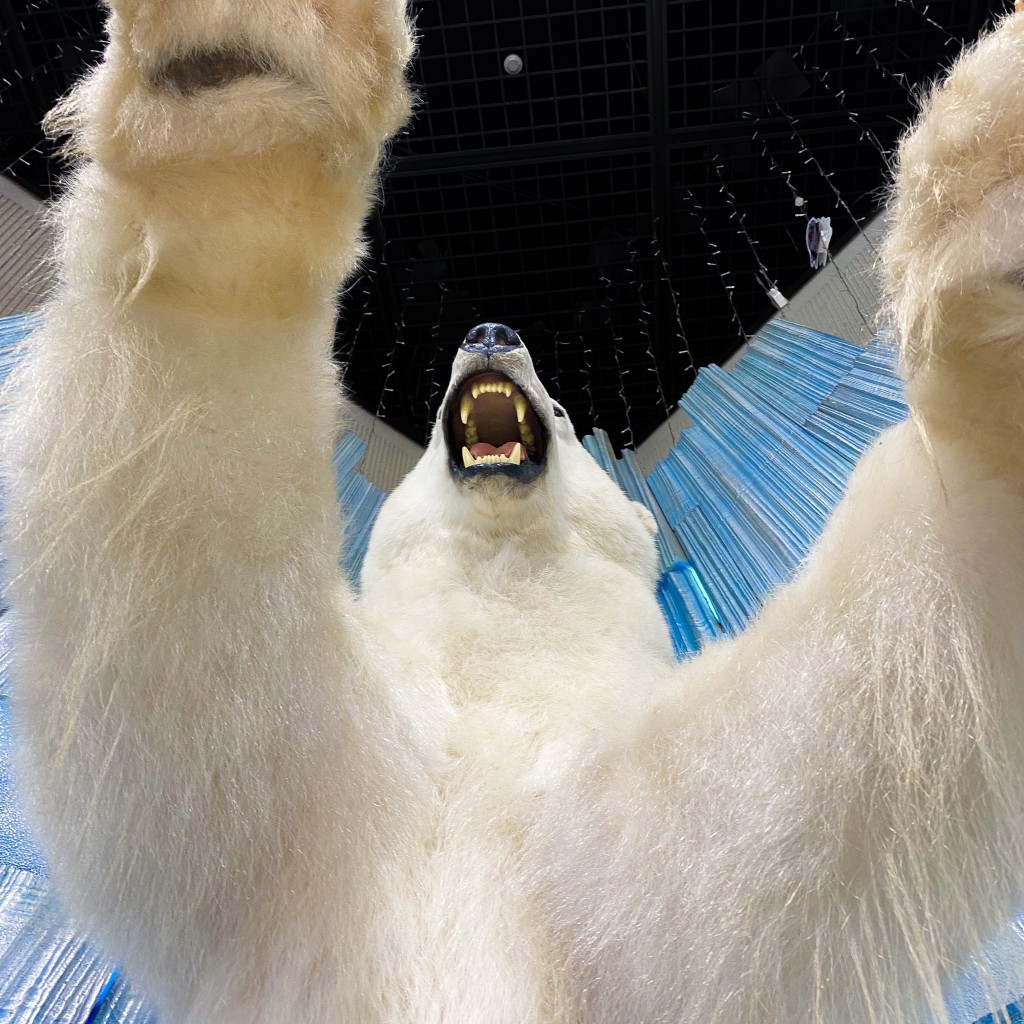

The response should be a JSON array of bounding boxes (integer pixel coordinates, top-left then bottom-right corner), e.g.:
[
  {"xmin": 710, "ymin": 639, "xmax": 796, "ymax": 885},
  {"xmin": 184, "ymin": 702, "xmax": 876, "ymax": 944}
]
[{"xmin": 470, "ymin": 441, "xmax": 520, "ymax": 459}]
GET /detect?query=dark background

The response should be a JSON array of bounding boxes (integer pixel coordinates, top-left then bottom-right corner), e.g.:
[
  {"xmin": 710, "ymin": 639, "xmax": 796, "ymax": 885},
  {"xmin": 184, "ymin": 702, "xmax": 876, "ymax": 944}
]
[{"xmin": 0, "ymin": 0, "xmax": 1002, "ymax": 449}]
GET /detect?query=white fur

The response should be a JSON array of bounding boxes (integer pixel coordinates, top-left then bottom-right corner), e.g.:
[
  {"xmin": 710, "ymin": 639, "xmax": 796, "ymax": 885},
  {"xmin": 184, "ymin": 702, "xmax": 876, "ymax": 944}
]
[{"xmin": 4, "ymin": 2, "xmax": 1024, "ymax": 1022}]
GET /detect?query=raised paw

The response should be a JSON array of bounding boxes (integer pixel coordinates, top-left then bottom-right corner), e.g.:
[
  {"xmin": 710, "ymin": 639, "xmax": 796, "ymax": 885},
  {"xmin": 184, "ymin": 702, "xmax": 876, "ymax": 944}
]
[
  {"xmin": 883, "ymin": 10, "xmax": 1024, "ymax": 378},
  {"xmin": 58, "ymin": 0, "xmax": 414, "ymax": 168}
]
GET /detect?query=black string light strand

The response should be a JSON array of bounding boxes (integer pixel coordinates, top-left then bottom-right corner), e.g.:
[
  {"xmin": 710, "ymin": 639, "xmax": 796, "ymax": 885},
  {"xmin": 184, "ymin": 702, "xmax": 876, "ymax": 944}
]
[
  {"xmin": 0, "ymin": 11, "xmax": 104, "ymax": 176},
  {"xmin": 627, "ymin": 237, "xmax": 676, "ymax": 444},
  {"xmin": 766, "ymin": 93, "xmax": 880, "ymax": 256},
  {"xmin": 750, "ymin": 125, "xmax": 876, "ymax": 337},
  {"xmin": 0, "ymin": 3, "xmax": 90, "ymax": 60},
  {"xmin": 597, "ymin": 270, "xmax": 635, "ymax": 450},
  {"xmin": 337, "ymin": 259, "xmax": 378, "ymax": 367},
  {"xmin": 790, "ymin": 48, "xmax": 890, "ymax": 159},
  {"xmin": 423, "ymin": 280, "xmax": 450, "ymax": 444},
  {"xmin": 892, "ymin": 0, "xmax": 964, "ymax": 47},
  {"xmin": 0, "ymin": 45, "xmax": 75, "ymax": 103},
  {"xmin": 579, "ymin": 324, "xmax": 599, "ymax": 431},
  {"xmin": 707, "ymin": 153, "xmax": 787, "ymax": 309},
  {"xmin": 373, "ymin": 241, "xmax": 411, "ymax": 427},
  {"xmin": 551, "ymin": 328, "xmax": 565, "ymax": 404},
  {"xmin": 828, "ymin": 11, "xmax": 916, "ymax": 99},
  {"xmin": 650, "ymin": 221, "xmax": 698, "ymax": 386},
  {"xmin": 2, "ymin": 138, "xmax": 52, "ymax": 179},
  {"xmin": 681, "ymin": 189, "xmax": 750, "ymax": 347}
]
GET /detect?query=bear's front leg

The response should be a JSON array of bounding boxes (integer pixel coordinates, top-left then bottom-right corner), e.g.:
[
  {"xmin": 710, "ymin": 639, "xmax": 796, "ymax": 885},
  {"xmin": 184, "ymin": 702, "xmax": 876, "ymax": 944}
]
[
  {"xmin": 0, "ymin": 3, "xmax": 432, "ymax": 1023},
  {"xmin": 524, "ymin": 13, "xmax": 1024, "ymax": 1024}
]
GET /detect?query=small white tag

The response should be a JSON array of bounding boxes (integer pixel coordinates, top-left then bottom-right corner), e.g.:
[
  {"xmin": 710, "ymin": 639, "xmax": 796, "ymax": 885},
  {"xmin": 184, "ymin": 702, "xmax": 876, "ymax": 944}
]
[{"xmin": 768, "ymin": 287, "xmax": 788, "ymax": 309}]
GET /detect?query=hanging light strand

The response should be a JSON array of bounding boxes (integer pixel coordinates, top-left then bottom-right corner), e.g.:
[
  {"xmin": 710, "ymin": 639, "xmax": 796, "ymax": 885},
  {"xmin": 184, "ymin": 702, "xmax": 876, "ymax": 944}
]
[
  {"xmin": 682, "ymin": 189, "xmax": 750, "ymax": 347},
  {"xmin": 790, "ymin": 48, "xmax": 890, "ymax": 158},
  {"xmin": 828, "ymin": 12, "xmax": 917, "ymax": 98},
  {"xmin": 707, "ymin": 153, "xmax": 786, "ymax": 305},
  {"xmin": 373, "ymin": 242, "xmax": 411, "ymax": 426},
  {"xmin": 766, "ymin": 93, "xmax": 879, "ymax": 256},
  {"xmin": 627, "ymin": 237, "xmax": 676, "ymax": 443},
  {"xmin": 651, "ymin": 222, "xmax": 698, "ymax": 387},
  {"xmin": 598, "ymin": 270, "xmax": 635, "ymax": 450},
  {"xmin": 423, "ymin": 281, "xmax": 450, "ymax": 444},
  {"xmin": 749, "ymin": 124, "xmax": 876, "ymax": 336},
  {"xmin": 892, "ymin": 0, "xmax": 964, "ymax": 47}
]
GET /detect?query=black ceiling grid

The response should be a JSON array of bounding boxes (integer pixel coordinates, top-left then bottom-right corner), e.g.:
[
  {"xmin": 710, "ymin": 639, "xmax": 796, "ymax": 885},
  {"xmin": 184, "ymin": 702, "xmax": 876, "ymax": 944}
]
[{"xmin": 0, "ymin": 1, "xmax": 1003, "ymax": 450}]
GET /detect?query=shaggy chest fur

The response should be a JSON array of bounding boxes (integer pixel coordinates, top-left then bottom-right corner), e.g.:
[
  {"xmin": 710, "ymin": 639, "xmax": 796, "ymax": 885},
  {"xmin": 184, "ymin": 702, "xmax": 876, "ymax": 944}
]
[{"xmin": 362, "ymin": 529, "xmax": 672, "ymax": 765}]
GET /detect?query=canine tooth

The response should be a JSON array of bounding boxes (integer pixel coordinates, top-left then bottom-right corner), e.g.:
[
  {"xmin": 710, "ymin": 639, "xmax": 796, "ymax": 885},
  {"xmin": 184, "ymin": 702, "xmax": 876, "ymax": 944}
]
[
  {"xmin": 462, "ymin": 446, "xmax": 475, "ymax": 468},
  {"xmin": 514, "ymin": 395, "xmax": 528, "ymax": 423},
  {"xmin": 509, "ymin": 442, "xmax": 522, "ymax": 466},
  {"xmin": 460, "ymin": 395, "xmax": 473, "ymax": 424}
]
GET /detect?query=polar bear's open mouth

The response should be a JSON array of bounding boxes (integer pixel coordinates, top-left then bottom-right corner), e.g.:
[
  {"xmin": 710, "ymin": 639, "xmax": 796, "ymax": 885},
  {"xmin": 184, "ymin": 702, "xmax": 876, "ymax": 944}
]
[{"xmin": 445, "ymin": 371, "xmax": 547, "ymax": 484}]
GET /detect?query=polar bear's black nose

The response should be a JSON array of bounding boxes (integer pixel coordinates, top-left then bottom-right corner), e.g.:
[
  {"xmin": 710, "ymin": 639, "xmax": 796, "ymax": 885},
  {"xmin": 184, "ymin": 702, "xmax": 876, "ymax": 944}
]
[{"xmin": 460, "ymin": 323, "xmax": 523, "ymax": 354}]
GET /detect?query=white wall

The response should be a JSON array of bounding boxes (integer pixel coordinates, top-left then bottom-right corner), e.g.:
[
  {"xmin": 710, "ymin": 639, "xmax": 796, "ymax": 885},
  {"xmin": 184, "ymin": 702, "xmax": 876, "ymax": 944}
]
[
  {"xmin": 344, "ymin": 403, "xmax": 424, "ymax": 492},
  {"xmin": 772, "ymin": 213, "xmax": 885, "ymax": 349},
  {"xmin": 0, "ymin": 176, "xmax": 56, "ymax": 317}
]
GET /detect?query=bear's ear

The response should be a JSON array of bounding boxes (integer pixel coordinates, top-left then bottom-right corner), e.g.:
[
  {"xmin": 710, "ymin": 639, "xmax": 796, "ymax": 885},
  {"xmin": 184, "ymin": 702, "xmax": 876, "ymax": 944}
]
[{"xmin": 632, "ymin": 501, "xmax": 658, "ymax": 537}]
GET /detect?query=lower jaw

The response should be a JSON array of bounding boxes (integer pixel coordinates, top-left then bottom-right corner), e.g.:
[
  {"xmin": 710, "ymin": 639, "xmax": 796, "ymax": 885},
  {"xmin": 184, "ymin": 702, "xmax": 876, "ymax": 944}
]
[{"xmin": 449, "ymin": 458, "xmax": 545, "ymax": 487}]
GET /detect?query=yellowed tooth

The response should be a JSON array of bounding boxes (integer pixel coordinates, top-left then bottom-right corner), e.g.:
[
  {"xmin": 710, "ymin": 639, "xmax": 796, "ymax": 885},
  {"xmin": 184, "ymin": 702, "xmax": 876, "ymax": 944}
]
[
  {"xmin": 502, "ymin": 383, "xmax": 513, "ymax": 397},
  {"xmin": 465, "ymin": 424, "xmax": 478, "ymax": 445},
  {"xmin": 514, "ymin": 395, "xmax": 528, "ymax": 423},
  {"xmin": 471, "ymin": 384, "xmax": 481, "ymax": 399},
  {"xmin": 460, "ymin": 395, "xmax": 473, "ymax": 424},
  {"xmin": 509, "ymin": 442, "xmax": 522, "ymax": 466},
  {"xmin": 462, "ymin": 446, "xmax": 475, "ymax": 468},
  {"xmin": 519, "ymin": 423, "xmax": 535, "ymax": 447}
]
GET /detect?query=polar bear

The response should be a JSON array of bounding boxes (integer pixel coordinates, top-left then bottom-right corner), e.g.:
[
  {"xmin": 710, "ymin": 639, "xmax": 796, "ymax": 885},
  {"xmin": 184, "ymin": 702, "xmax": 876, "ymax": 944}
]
[{"xmin": 4, "ymin": 1, "xmax": 1024, "ymax": 1023}]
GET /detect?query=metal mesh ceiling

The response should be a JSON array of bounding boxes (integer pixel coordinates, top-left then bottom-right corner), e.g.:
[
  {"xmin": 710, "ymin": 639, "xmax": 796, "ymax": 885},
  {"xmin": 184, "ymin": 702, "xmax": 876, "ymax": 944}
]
[{"xmin": 0, "ymin": 0, "xmax": 1001, "ymax": 449}]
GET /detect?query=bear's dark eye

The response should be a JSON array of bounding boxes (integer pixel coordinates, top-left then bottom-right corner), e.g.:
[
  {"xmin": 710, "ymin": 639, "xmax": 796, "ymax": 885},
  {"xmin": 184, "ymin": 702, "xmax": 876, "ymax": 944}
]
[{"xmin": 553, "ymin": 405, "xmax": 565, "ymax": 418}]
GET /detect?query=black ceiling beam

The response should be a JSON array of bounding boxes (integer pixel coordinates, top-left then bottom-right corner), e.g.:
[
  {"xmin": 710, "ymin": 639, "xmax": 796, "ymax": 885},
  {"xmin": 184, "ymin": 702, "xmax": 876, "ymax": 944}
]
[{"xmin": 386, "ymin": 104, "xmax": 913, "ymax": 177}]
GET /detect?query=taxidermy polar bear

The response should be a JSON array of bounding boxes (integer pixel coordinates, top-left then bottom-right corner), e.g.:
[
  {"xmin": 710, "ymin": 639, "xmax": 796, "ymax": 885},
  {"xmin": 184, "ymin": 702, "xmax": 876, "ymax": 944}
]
[{"xmin": 4, "ymin": 0, "xmax": 1024, "ymax": 1021}]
